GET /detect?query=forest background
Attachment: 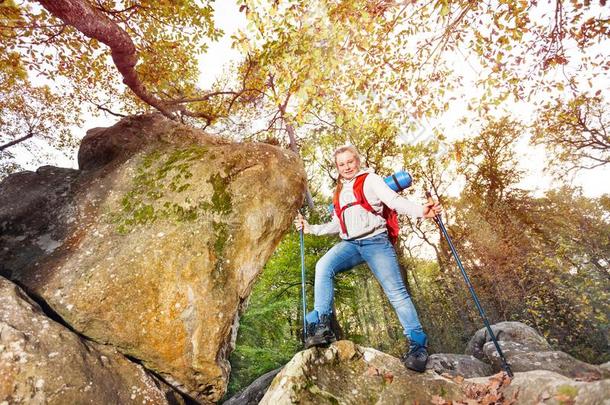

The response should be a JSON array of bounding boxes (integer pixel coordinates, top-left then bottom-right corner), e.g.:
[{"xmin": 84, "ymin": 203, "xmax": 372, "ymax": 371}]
[{"xmin": 1, "ymin": 0, "xmax": 609, "ymax": 399}]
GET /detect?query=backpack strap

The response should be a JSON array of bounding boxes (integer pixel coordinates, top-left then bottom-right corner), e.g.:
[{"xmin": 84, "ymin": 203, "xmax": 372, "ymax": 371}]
[
  {"xmin": 352, "ymin": 173, "xmax": 373, "ymax": 212},
  {"xmin": 334, "ymin": 174, "xmax": 374, "ymax": 236},
  {"xmin": 334, "ymin": 173, "xmax": 400, "ymax": 244}
]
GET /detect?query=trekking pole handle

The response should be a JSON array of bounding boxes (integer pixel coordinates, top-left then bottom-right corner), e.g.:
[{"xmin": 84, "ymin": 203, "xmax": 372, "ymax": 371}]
[{"xmin": 425, "ymin": 191, "xmax": 440, "ymax": 224}]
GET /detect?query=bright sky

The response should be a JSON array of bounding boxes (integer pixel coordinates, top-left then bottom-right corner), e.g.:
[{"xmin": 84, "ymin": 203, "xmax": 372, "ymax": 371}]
[
  {"xmin": 16, "ymin": 1, "xmax": 609, "ymax": 198},
  {"xmin": 201, "ymin": 2, "xmax": 610, "ymax": 198},
  {"xmin": 197, "ymin": 2, "xmax": 247, "ymax": 89}
]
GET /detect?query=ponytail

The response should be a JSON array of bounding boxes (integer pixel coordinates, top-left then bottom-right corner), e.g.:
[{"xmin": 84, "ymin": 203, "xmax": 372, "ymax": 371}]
[{"xmin": 333, "ymin": 179, "xmax": 343, "ymax": 204}]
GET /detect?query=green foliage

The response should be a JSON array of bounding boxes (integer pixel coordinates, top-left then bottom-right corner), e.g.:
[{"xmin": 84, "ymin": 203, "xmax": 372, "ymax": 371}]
[
  {"xmin": 0, "ymin": 68, "xmax": 81, "ymax": 178},
  {"xmin": 458, "ymin": 117, "xmax": 524, "ymax": 205},
  {"xmin": 229, "ymin": 0, "xmax": 609, "ymax": 148},
  {"xmin": 451, "ymin": 186, "xmax": 610, "ymax": 362},
  {"xmin": 226, "ymin": 228, "xmax": 328, "ymax": 397},
  {"xmin": 403, "ymin": 257, "xmax": 471, "ymax": 354},
  {"xmin": 3, "ymin": 0, "xmax": 220, "ymax": 109}
]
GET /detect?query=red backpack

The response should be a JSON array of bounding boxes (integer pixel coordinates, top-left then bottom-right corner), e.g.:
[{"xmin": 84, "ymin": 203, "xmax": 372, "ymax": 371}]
[{"xmin": 333, "ymin": 173, "xmax": 400, "ymax": 245}]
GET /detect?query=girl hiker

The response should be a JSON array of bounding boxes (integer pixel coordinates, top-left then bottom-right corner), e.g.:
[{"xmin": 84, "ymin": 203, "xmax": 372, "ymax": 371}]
[{"xmin": 294, "ymin": 145, "xmax": 442, "ymax": 372}]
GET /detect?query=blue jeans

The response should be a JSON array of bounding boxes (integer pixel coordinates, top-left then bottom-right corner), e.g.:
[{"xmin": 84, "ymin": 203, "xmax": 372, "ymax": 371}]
[{"xmin": 306, "ymin": 232, "xmax": 427, "ymax": 347}]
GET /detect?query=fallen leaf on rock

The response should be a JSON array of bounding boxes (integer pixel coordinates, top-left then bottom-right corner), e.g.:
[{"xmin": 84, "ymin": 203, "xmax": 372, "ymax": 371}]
[
  {"xmin": 488, "ymin": 374, "xmax": 503, "ymax": 391},
  {"xmin": 382, "ymin": 371, "xmax": 394, "ymax": 384},
  {"xmin": 461, "ymin": 371, "xmax": 515, "ymax": 405},
  {"xmin": 365, "ymin": 366, "xmax": 380, "ymax": 377},
  {"xmin": 554, "ymin": 394, "xmax": 575, "ymax": 404},
  {"xmin": 464, "ymin": 382, "xmax": 485, "ymax": 398},
  {"xmin": 482, "ymin": 393, "xmax": 500, "ymax": 404},
  {"xmin": 574, "ymin": 373, "xmax": 601, "ymax": 382},
  {"xmin": 431, "ymin": 395, "xmax": 450, "ymax": 405}
]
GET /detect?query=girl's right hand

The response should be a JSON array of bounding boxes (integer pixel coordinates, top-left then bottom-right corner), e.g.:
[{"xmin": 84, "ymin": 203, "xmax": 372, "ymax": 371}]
[
  {"xmin": 423, "ymin": 201, "xmax": 442, "ymax": 218},
  {"xmin": 294, "ymin": 212, "xmax": 311, "ymax": 234}
]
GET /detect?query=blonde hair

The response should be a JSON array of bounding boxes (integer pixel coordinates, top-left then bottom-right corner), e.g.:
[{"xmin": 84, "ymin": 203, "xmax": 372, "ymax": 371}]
[
  {"xmin": 333, "ymin": 145, "xmax": 361, "ymax": 166},
  {"xmin": 333, "ymin": 145, "xmax": 361, "ymax": 202}
]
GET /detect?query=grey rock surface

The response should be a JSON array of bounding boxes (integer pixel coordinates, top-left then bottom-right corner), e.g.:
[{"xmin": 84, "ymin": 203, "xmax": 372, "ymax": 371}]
[
  {"xmin": 222, "ymin": 367, "xmax": 282, "ymax": 405},
  {"xmin": 260, "ymin": 340, "xmax": 466, "ymax": 405},
  {"xmin": 427, "ymin": 353, "xmax": 494, "ymax": 378},
  {"xmin": 483, "ymin": 341, "xmax": 609, "ymax": 379},
  {"xmin": 465, "ymin": 321, "xmax": 551, "ymax": 361}
]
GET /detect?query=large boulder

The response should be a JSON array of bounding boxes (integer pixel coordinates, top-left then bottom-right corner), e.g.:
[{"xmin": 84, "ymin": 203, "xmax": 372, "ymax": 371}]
[
  {"xmin": 465, "ymin": 322, "xmax": 608, "ymax": 379},
  {"xmin": 0, "ymin": 114, "xmax": 306, "ymax": 402},
  {"xmin": 260, "ymin": 340, "xmax": 467, "ymax": 404},
  {"xmin": 0, "ymin": 166, "xmax": 81, "ymax": 279},
  {"xmin": 0, "ymin": 277, "xmax": 181, "ymax": 404},
  {"xmin": 465, "ymin": 321, "xmax": 551, "ymax": 361}
]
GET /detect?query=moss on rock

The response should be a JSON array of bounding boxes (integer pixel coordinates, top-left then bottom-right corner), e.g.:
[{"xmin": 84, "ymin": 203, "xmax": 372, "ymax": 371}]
[{"xmin": 110, "ymin": 145, "xmax": 212, "ymax": 233}]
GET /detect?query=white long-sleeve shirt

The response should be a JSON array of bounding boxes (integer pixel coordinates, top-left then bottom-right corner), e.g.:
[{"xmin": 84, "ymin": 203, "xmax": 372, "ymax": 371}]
[{"xmin": 310, "ymin": 169, "xmax": 425, "ymax": 240}]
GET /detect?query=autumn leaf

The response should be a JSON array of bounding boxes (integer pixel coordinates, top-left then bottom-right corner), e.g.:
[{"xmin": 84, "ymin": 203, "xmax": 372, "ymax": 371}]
[
  {"xmin": 554, "ymin": 394, "xmax": 575, "ymax": 404},
  {"xmin": 382, "ymin": 371, "xmax": 394, "ymax": 384},
  {"xmin": 431, "ymin": 395, "xmax": 450, "ymax": 405}
]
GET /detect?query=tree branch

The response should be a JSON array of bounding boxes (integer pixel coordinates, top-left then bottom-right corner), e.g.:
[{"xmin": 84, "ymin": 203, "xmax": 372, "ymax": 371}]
[
  {"xmin": 0, "ymin": 131, "xmax": 36, "ymax": 151},
  {"xmin": 89, "ymin": 100, "xmax": 127, "ymax": 117},
  {"xmin": 37, "ymin": 0, "xmax": 176, "ymax": 119},
  {"xmin": 168, "ymin": 91, "xmax": 249, "ymax": 105}
]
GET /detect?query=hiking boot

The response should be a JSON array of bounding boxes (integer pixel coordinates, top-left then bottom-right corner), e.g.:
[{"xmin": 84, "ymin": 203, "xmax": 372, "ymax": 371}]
[
  {"xmin": 304, "ymin": 314, "xmax": 337, "ymax": 349},
  {"xmin": 401, "ymin": 345, "xmax": 429, "ymax": 373}
]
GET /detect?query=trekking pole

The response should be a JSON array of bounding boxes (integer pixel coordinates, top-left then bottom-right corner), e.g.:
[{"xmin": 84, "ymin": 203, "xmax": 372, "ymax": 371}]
[
  {"xmin": 426, "ymin": 191, "xmax": 513, "ymax": 378},
  {"xmin": 298, "ymin": 211, "xmax": 308, "ymax": 344}
]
